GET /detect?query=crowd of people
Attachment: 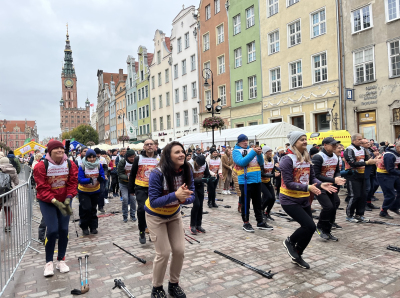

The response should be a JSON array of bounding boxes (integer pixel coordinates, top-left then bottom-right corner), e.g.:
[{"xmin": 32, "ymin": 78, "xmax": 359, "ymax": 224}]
[{"xmin": 1, "ymin": 131, "xmax": 398, "ymax": 298}]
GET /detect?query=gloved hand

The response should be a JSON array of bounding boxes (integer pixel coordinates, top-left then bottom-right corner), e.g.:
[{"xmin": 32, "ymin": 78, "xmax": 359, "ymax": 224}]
[
  {"xmin": 52, "ymin": 199, "xmax": 67, "ymax": 216},
  {"xmin": 63, "ymin": 198, "xmax": 73, "ymax": 215},
  {"xmin": 97, "ymin": 175, "xmax": 104, "ymax": 183},
  {"xmin": 89, "ymin": 178, "xmax": 94, "ymax": 185}
]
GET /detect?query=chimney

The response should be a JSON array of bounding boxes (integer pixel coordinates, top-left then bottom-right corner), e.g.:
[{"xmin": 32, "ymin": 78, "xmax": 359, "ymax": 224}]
[{"xmin": 119, "ymin": 69, "xmax": 123, "ymax": 81}]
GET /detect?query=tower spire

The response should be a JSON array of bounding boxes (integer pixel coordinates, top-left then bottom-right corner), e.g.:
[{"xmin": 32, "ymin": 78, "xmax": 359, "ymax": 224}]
[{"xmin": 62, "ymin": 24, "xmax": 75, "ymax": 77}]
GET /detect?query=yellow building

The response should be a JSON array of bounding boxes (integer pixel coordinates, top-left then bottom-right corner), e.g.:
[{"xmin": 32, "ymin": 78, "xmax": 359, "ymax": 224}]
[
  {"xmin": 115, "ymin": 80, "xmax": 127, "ymax": 142},
  {"xmin": 260, "ymin": 0, "xmax": 341, "ymax": 133}
]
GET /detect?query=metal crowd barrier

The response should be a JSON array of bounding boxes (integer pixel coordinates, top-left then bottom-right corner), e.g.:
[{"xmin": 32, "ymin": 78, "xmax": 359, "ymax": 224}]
[{"xmin": 0, "ymin": 165, "xmax": 40, "ymax": 296}]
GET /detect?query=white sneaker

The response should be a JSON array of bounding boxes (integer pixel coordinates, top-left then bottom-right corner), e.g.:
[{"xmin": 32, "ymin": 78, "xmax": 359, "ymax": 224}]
[
  {"xmin": 227, "ymin": 190, "xmax": 231, "ymax": 195},
  {"xmin": 222, "ymin": 190, "xmax": 227, "ymax": 195},
  {"xmin": 104, "ymin": 199, "xmax": 109, "ymax": 204},
  {"xmin": 44, "ymin": 261, "xmax": 54, "ymax": 277},
  {"xmin": 56, "ymin": 260, "xmax": 70, "ymax": 273}
]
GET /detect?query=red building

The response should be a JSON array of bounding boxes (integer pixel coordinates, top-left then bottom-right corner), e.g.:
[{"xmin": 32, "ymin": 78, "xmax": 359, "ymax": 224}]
[{"xmin": 0, "ymin": 120, "xmax": 38, "ymax": 152}]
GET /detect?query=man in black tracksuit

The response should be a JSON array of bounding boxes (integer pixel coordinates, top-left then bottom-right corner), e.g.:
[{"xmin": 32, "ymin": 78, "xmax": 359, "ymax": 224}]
[
  {"xmin": 344, "ymin": 134, "xmax": 378, "ymax": 223},
  {"xmin": 312, "ymin": 137, "xmax": 346, "ymax": 241},
  {"xmin": 362, "ymin": 139, "xmax": 380, "ymax": 211}
]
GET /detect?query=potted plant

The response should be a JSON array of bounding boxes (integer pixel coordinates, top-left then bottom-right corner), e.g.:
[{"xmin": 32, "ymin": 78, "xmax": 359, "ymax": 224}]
[{"xmin": 202, "ymin": 116, "xmax": 225, "ymax": 133}]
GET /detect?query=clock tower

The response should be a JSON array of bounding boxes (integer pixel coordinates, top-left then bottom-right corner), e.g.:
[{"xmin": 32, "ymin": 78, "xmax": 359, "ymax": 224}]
[{"xmin": 60, "ymin": 25, "xmax": 90, "ymax": 133}]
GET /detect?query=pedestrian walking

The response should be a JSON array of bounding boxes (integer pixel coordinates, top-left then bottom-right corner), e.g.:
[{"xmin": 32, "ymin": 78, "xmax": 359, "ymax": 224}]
[
  {"xmin": 221, "ymin": 146, "xmax": 233, "ymax": 195},
  {"xmin": 146, "ymin": 141, "xmax": 194, "ymax": 298},
  {"xmin": 33, "ymin": 140, "xmax": 78, "ymax": 277},
  {"xmin": 118, "ymin": 150, "xmax": 137, "ymax": 223},
  {"xmin": 110, "ymin": 149, "xmax": 119, "ymax": 197},
  {"xmin": 7, "ymin": 150, "xmax": 21, "ymax": 174},
  {"xmin": 0, "ymin": 157, "xmax": 19, "ymax": 232},
  {"xmin": 261, "ymin": 146, "xmax": 278, "ymax": 221},
  {"xmin": 280, "ymin": 132, "xmax": 336, "ymax": 269},
  {"xmin": 206, "ymin": 148, "xmax": 223, "ymax": 208}
]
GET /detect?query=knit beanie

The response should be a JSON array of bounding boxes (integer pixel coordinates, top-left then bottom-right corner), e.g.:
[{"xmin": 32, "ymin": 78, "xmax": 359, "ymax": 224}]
[
  {"xmin": 309, "ymin": 147, "xmax": 320, "ymax": 156},
  {"xmin": 85, "ymin": 149, "xmax": 97, "ymax": 158},
  {"xmin": 209, "ymin": 148, "xmax": 217, "ymax": 154},
  {"xmin": 194, "ymin": 155, "xmax": 206, "ymax": 167},
  {"xmin": 94, "ymin": 148, "xmax": 101, "ymax": 155},
  {"xmin": 262, "ymin": 146, "xmax": 272, "ymax": 154},
  {"xmin": 237, "ymin": 134, "xmax": 248, "ymax": 143},
  {"xmin": 47, "ymin": 140, "xmax": 64, "ymax": 154},
  {"xmin": 8, "ymin": 150, "xmax": 13, "ymax": 155},
  {"xmin": 0, "ymin": 157, "xmax": 9, "ymax": 164},
  {"xmin": 125, "ymin": 150, "xmax": 136, "ymax": 159},
  {"xmin": 287, "ymin": 131, "xmax": 306, "ymax": 147}
]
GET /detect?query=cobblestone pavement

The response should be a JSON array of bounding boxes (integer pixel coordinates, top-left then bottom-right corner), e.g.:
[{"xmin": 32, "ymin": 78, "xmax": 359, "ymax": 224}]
[{"xmin": 4, "ymin": 189, "xmax": 400, "ymax": 298}]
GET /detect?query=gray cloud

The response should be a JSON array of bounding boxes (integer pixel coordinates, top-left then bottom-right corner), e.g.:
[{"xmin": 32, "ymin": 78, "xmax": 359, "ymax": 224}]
[{"xmin": 0, "ymin": 0, "xmax": 199, "ymax": 139}]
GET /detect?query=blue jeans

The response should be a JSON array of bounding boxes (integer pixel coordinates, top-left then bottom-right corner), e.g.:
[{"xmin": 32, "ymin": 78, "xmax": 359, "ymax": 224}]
[
  {"xmin": 377, "ymin": 174, "xmax": 400, "ymax": 211},
  {"xmin": 103, "ymin": 178, "xmax": 110, "ymax": 199},
  {"xmin": 119, "ymin": 183, "xmax": 136, "ymax": 220}
]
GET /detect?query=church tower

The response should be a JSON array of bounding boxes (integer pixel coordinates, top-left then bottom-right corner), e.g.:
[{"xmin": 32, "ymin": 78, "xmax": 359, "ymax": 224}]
[{"xmin": 60, "ymin": 25, "xmax": 90, "ymax": 134}]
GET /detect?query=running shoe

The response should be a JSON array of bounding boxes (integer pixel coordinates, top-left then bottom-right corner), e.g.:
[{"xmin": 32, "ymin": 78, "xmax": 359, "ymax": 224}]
[
  {"xmin": 196, "ymin": 226, "xmax": 206, "ymax": 233},
  {"xmin": 90, "ymin": 229, "xmax": 98, "ymax": 234},
  {"xmin": 257, "ymin": 222, "xmax": 273, "ymax": 230},
  {"xmin": 283, "ymin": 237, "xmax": 299, "ymax": 259},
  {"xmin": 354, "ymin": 215, "xmax": 369, "ymax": 222},
  {"xmin": 139, "ymin": 231, "xmax": 146, "ymax": 244},
  {"xmin": 331, "ymin": 222, "xmax": 342, "ymax": 230},
  {"xmin": 82, "ymin": 229, "xmax": 90, "ymax": 236},
  {"xmin": 190, "ymin": 226, "xmax": 197, "ymax": 235},
  {"xmin": 243, "ymin": 223, "xmax": 255, "ymax": 233},
  {"xmin": 367, "ymin": 203, "xmax": 380, "ymax": 209},
  {"xmin": 291, "ymin": 256, "xmax": 310, "ymax": 269},
  {"xmin": 44, "ymin": 261, "xmax": 54, "ymax": 277},
  {"xmin": 346, "ymin": 216, "xmax": 360, "ymax": 223},
  {"xmin": 379, "ymin": 211, "xmax": 394, "ymax": 219},
  {"xmin": 316, "ymin": 227, "xmax": 329, "ymax": 240},
  {"xmin": 104, "ymin": 199, "xmax": 109, "ymax": 204},
  {"xmin": 327, "ymin": 233, "xmax": 338, "ymax": 241},
  {"xmin": 266, "ymin": 213, "xmax": 275, "ymax": 221},
  {"xmin": 56, "ymin": 260, "xmax": 70, "ymax": 273}
]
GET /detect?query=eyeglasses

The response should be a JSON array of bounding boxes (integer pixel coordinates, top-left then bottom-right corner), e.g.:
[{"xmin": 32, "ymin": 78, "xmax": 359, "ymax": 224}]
[{"xmin": 144, "ymin": 143, "xmax": 154, "ymax": 146}]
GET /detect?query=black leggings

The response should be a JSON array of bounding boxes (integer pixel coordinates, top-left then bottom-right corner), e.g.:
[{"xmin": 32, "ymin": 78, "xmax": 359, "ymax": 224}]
[
  {"xmin": 316, "ymin": 191, "xmax": 340, "ymax": 233},
  {"xmin": 110, "ymin": 173, "xmax": 119, "ymax": 195},
  {"xmin": 282, "ymin": 204, "xmax": 316, "ymax": 255},
  {"xmin": 191, "ymin": 184, "xmax": 204, "ymax": 227},
  {"xmin": 207, "ymin": 176, "xmax": 218, "ymax": 205},
  {"xmin": 261, "ymin": 182, "xmax": 275, "ymax": 213}
]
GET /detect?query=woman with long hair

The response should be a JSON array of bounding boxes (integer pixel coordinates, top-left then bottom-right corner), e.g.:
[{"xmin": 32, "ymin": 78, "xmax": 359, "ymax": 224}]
[
  {"xmin": 146, "ymin": 141, "xmax": 195, "ymax": 298},
  {"xmin": 261, "ymin": 146, "xmax": 278, "ymax": 222},
  {"xmin": 280, "ymin": 132, "xmax": 336, "ymax": 269}
]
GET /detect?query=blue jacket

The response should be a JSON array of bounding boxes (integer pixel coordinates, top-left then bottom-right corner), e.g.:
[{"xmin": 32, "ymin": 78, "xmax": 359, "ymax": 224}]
[
  {"xmin": 382, "ymin": 148, "xmax": 400, "ymax": 176},
  {"xmin": 78, "ymin": 164, "xmax": 105, "ymax": 193},
  {"xmin": 232, "ymin": 144, "xmax": 263, "ymax": 185}
]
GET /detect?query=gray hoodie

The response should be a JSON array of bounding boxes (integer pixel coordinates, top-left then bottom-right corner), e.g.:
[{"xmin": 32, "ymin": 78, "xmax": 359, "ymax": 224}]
[{"xmin": 0, "ymin": 163, "xmax": 19, "ymax": 188}]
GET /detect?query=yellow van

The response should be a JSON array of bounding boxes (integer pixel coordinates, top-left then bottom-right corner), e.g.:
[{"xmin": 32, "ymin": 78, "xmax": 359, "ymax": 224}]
[{"xmin": 306, "ymin": 130, "xmax": 351, "ymax": 149}]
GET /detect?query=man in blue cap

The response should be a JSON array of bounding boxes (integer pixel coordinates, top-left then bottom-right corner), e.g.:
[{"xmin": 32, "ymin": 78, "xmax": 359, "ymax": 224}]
[{"xmin": 233, "ymin": 134, "xmax": 273, "ymax": 232}]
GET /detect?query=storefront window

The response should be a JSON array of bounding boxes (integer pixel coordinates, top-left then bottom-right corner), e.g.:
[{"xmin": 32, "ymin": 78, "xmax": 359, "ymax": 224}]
[
  {"xmin": 292, "ymin": 115, "xmax": 304, "ymax": 129},
  {"xmin": 315, "ymin": 113, "xmax": 330, "ymax": 132}
]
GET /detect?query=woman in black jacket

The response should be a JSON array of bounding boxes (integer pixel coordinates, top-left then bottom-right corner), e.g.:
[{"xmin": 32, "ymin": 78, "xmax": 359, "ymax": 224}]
[{"xmin": 261, "ymin": 146, "xmax": 278, "ymax": 224}]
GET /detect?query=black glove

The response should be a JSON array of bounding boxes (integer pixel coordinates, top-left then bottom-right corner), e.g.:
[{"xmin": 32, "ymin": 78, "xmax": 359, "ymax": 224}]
[
  {"xmin": 97, "ymin": 175, "xmax": 104, "ymax": 183},
  {"xmin": 89, "ymin": 178, "xmax": 94, "ymax": 185}
]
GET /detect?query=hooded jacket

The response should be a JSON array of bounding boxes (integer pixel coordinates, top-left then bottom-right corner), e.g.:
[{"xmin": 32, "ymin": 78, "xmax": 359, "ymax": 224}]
[
  {"xmin": 7, "ymin": 153, "xmax": 21, "ymax": 174},
  {"xmin": 380, "ymin": 147, "xmax": 400, "ymax": 176},
  {"xmin": 232, "ymin": 144, "xmax": 263, "ymax": 185},
  {"xmin": 0, "ymin": 163, "xmax": 19, "ymax": 188}
]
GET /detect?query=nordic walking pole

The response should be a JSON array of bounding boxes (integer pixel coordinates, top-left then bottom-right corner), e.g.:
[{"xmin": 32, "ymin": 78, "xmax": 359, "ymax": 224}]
[
  {"xmin": 184, "ymin": 234, "xmax": 200, "ymax": 243},
  {"xmin": 71, "ymin": 257, "xmax": 84, "ymax": 295},
  {"xmin": 113, "ymin": 243, "xmax": 146, "ymax": 264},
  {"xmin": 113, "ymin": 279, "xmax": 135, "ymax": 298},
  {"xmin": 184, "ymin": 237, "xmax": 193, "ymax": 244},
  {"xmin": 70, "ymin": 204, "xmax": 79, "ymax": 237},
  {"xmin": 84, "ymin": 255, "xmax": 89, "ymax": 292}
]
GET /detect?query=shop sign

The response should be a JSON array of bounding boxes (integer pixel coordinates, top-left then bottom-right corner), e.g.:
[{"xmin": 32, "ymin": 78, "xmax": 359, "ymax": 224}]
[{"xmin": 358, "ymin": 111, "xmax": 376, "ymax": 123}]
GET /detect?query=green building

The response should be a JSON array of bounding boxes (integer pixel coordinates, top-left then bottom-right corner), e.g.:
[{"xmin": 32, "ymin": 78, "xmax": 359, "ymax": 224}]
[
  {"xmin": 136, "ymin": 46, "xmax": 153, "ymax": 140},
  {"xmin": 227, "ymin": 0, "xmax": 263, "ymax": 127}
]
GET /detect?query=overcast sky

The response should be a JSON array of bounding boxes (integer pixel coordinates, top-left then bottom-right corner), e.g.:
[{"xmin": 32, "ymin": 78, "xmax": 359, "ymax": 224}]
[{"xmin": 0, "ymin": 0, "xmax": 199, "ymax": 140}]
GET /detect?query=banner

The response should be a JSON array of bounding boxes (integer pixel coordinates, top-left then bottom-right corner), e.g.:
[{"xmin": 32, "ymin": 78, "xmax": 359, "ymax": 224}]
[
  {"xmin": 124, "ymin": 118, "xmax": 137, "ymax": 139},
  {"xmin": 24, "ymin": 138, "xmax": 31, "ymax": 145},
  {"xmin": 13, "ymin": 141, "xmax": 46, "ymax": 156}
]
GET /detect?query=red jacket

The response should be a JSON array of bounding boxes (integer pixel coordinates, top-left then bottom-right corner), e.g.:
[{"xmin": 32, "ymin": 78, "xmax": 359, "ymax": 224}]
[{"xmin": 34, "ymin": 161, "xmax": 78, "ymax": 203}]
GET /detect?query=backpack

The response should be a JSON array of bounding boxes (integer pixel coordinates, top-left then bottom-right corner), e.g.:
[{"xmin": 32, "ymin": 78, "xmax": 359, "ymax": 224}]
[{"xmin": 0, "ymin": 170, "xmax": 12, "ymax": 196}]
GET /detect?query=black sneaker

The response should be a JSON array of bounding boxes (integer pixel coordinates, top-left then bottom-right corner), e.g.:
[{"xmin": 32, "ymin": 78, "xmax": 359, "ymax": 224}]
[
  {"xmin": 212, "ymin": 202, "xmax": 219, "ymax": 208},
  {"xmin": 379, "ymin": 211, "xmax": 394, "ymax": 219},
  {"xmin": 196, "ymin": 226, "xmax": 206, "ymax": 233},
  {"xmin": 242, "ymin": 223, "xmax": 255, "ymax": 233},
  {"xmin": 283, "ymin": 237, "xmax": 299, "ymax": 259},
  {"xmin": 190, "ymin": 226, "xmax": 197, "ymax": 235},
  {"xmin": 168, "ymin": 282, "xmax": 186, "ymax": 298},
  {"xmin": 372, "ymin": 196, "xmax": 379, "ymax": 201},
  {"xmin": 266, "ymin": 214, "xmax": 275, "ymax": 221},
  {"xmin": 257, "ymin": 222, "xmax": 273, "ymax": 230},
  {"xmin": 82, "ymin": 229, "xmax": 90, "ymax": 236},
  {"xmin": 90, "ymin": 229, "xmax": 98, "ymax": 234},
  {"xmin": 139, "ymin": 231, "xmax": 146, "ymax": 244},
  {"xmin": 367, "ymin": 203, "xmax": 380, "ymax": 209},
  {"xmin": 291, "ymin": 256, "xmax": 310, "ymax": 269},
  {"xmin": 316, "ymin": 227, "xmax": 329, "ymax": 240},
  {"xmin": 365, "ymin": 205, "xmax": 372, "ymax": 211},
  {"xmin": 151, "ymin": 286, "xmax": 167, "ymax": 298},
  {"xmin": 331, "ymin": 223, "xmax": 342, "ymax": 230},
  {"xmin": 328, "ymin": 233, "xmax": 338, "ymax": 241},
  {"xmin": 98, "ymin": 208, "xmax": 105, "ymax": 213},
  {"xmin": 208, "ymin": 202, "xmax": 213, "ymax": 208}
]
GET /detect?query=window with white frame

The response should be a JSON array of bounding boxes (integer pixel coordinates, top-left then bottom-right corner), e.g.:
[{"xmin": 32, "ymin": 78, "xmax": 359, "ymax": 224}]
[
  {"xmin": 138, "ymin": 107, "xmax": 142, "ymax": 119},
  {"xmin": 268, "ymin": 30, "xmax": 279, "ymax": 54},
  {"xmin": 233, "ymin": 14, "xmax": 241, "ymax": 35},
  {"xmin": 139, "ymin": 126, "xmax": 143, "ymax": 135},
  {"xmin": 184, "ymin": 32, "xmax": 189, "ymax": 48},
  {"xmin": 151, "ymin": 76, "xmax": 155, "ymax": 89},
  {"xmin": 313, "ymin": 52, "xmax": 328, "ymax": 83},
  {"xmin": 288, "ymin": 20, "xmax": 301, "ymax": 47},
  {"xmin": 215, "ymin": 0, "xmax": 220, "ymax": 14},
  {"xmin": 184, "ymin": 110, "xmax": 189, "ymax": 126},
  {"xmin": 270, "ymin": 67, "xmax": 281, "ymax": 94},
  {"xmin": 159, "ymin": 95, "xmax": 163, "ymax": 109},
  {"xmin": 205, "ymin": 90, "xmax": 211, "ymax": 105},
  {"xmin": 182, "ymin": 59, "xmax": 187, "ymax": 75},
  {"xmin": 152, "ymin": 97, "xmax": 156, "ymax": 111},
  {"xmin": 203, "ymin": 33, "xmax": 210, "ymax": 51},
  {"xmin": 205, "ymin": 4, "xmax": 211, "ymax": 20},
  {"xmin": 218, "ymin": 55, "xmax": 225, "ymax": 74},
  {"xmin": 217, "ymin": 24, "xmax": 224, "ymax": 44},
  {"xmin": 138, "ymin": 89, "xmax": 141, "ymax": 101},
  {"xmin": 166, "ymin": 92, "xmax": 170, "ymax": 106},
  {"xmin": 235, "ymin": 80, "xmax": 243, "ymax": 102},
  {"xmin": 248, "ymin": 76, "xmax": 257, "ymax": 99},
  {"xmin": 193, "ymin": 108, "xmax": 198, "ymax": 124},
  {"xmin": 269, "ymin": 0, "xmax": 279, "ymax": 17},
  {"xmin": 133, "ymin": 109, "xmax": 137, "ymax": 121},
  {"xmin": 287, "ymin": 0, "xmax": 299, "ymax": 6},
  {"xmin": 147, "ymin": 124, "xmax": 150, "ymax": 133},
  {"xmin": 389, "ymin": 39, "xmax": 400, "ymax": 77},
  {"xmin": 204, "ymin": 61, "xmax": 210, "ymax": 73},
  {"xmin": 183, "ymin": 85, "xmax": 188, "ymax": 101},
  {"xmin": 191, "ymin": 82, "xmax": 197, "ymax": 98},
  {"xmin": 146, "ymin": 105, "xmax": 149, "ymax": 117},
  {"xmin": 157, "ymin": 51, "xmax": 161, "ymax": 64},
  {"xmin": 145, "ymin": 86, "xmax": 148, "ymax": 98},
  {"xmin": 234, "ymin": 47, "xmax": 242, "ymax": 68},
  {"xmin": 352, "ymin": 5, "xmax": 372, "ymax": 33},
  {"xmin": 289, "ymin": 61, "xmax": 302, "ymax": 89},
  {"xmin": 386, "ymin": 0, "xmax": 400, "ymax": 22},
  {"xmin": 158, "ymin": 72, "xmax": 162, "ymax": 86},
  {"xmin": 165, "ymin": 69, "xmax": 169, "ymax": 83},
  {"xmin": 133, "ymin": 92, "xmax": 136, "ymax": 103},
  {"xmin": 167, "ymin": 115, "xmax": 171, "ymax": 129},
  {"xmin": 175, "ymin": 88, "xmax": 179, "ymax": 103},
  {"xmin": 174, "ymin": 64, "xmax": 178, "ymax": 79},
  {"xmin": 176, "ymin": 112, "xmax": 181, "ymax": 127},
  {"xmin": 219, "ymin": 85, "xmax": 226, "ymax": 106},
  {"xmin": 246, "ymin": 6, "xmax": 255, "ymax": 28},
  {"xmin": 354, "ymin": 47, "xmax": 375, "ymax": 84},
  {"xmin": 247, "ymin": 41, "xmax": 256, "ymax": 63},
  {"xmin": 160, "ymin": 117, "xmax": 164, "ymax": 130},
  {"xmin": 177, "ymin": 37, "xmax": 182, "ymax": 53},
  {"xmin": 311, "ymin": 9, "xmax": 326, "ymax": 38},
  {"xmin": 191, "ymin": 55, "xmax": 196, "ymax": 71},
  {"xmin": 153, "ymin": 118, "xmax": 157, "ymax": 131}
]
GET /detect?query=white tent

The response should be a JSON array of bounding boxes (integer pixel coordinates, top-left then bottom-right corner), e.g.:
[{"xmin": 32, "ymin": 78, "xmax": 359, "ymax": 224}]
[{"xmin": 175, "ymin": 122, "xmax": 306, "ymax": 150}]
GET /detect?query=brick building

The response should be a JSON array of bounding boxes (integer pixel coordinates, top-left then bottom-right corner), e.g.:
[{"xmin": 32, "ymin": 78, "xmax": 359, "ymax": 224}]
[
  {"xmin": 0, "ymin": 120, "xmax": 38, "ymax": 152},
  {"xmin": 59, "ymin": 28, "xmax": 90, "ymax": 134}
]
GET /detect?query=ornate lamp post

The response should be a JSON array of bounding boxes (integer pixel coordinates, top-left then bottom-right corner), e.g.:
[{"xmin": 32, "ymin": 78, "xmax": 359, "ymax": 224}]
[{"xmin": 117, "ymin": 110, "xmax": 126, "ymax": 147}]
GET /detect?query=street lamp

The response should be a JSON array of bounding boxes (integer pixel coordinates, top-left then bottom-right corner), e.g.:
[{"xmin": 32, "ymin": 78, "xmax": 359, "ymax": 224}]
[
  {"xmin": 117, "ymin": 110, "xmax": 126, "ymax": 147},
  {"xmin": 202, "ymin": 68, "xmax": 223, "ymax": 147},
  {"xmin": 326, "ymin": 111, "xmax": 339, "ymax": 130}
]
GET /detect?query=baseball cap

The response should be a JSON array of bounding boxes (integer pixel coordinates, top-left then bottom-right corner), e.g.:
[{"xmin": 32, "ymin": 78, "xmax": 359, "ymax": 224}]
[{"xmin": 322, "ymin": 137, "xmax": 340, "ymax": 145}]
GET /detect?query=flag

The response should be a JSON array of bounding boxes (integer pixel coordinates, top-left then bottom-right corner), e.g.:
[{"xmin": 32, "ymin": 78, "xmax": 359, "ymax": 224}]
[
  {"xmin": 124, "ymin": 118, "xmax": 137, "ymax": 139},
  {"xmin": 90, "ymin": 103, "xmax": 94, "ymax": 107},
  {"xmin": 24, "ymin": 138, "xmax": 31, "ymax": 145}
]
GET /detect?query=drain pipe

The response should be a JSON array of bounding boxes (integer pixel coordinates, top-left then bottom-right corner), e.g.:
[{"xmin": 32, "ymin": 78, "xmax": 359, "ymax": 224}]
[{"xmin": 337, "ymin": 0, "xmax": 347, "ymax": 130}]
